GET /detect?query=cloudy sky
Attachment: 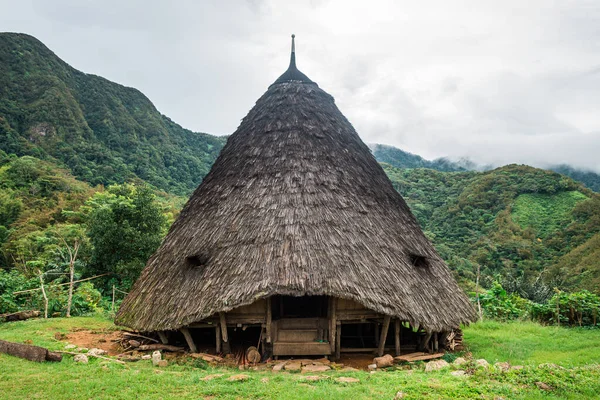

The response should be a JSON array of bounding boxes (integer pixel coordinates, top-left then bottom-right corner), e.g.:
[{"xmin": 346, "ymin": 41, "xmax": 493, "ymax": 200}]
[{"xmin": 2, "ymin": 0, "xmax": 600, "ymax": 171}]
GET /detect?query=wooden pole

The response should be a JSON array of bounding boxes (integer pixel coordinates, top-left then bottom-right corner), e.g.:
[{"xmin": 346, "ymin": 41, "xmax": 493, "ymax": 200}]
[
  {"xmin": 475, "ymin": 263, "xmax": 482, "ymax": 321},
  {"xmin": 61, "ymin": 238, "xmax": 79, "ymax": 318},
  {"xmin": 377, "ymin": 316, "xmax": 391, "ymax": 357},
  {"xmin": 335, "ymin": 321, "xmax": 341, "ymax": 360},
  {"xmin": 266, "ymin": 297, "xmax": 272, "ymax": 343},
  {"xmin": 422, "ymin": 331, "xmax": 433, "ymax": 353},
  {"xmin": 215, "ymin": 326, "xmax": 222, "ymax": 353},
  {"xmin": 13, "ymin": 273, "xmax": 110, "ymax": 295},
  {"xmin": 394, "ymin": 319, "xmax": 401, "ymax": 356},
  {"xmin": 329, "ymin": 297, "xmax": 337, "ymax": 353},
  {"xmin": 112, "ymin": 285, "xmax": 116, "ymax": 314},
  {"xmin": 157, "ymin": 332, "xmax": 168, "ymax": 345},
  {"xmin": 434, "ymin": 332, "xmax": 439, "ymax": 352},
  {"xmin": 180, "ymin": 328, "xmax": 197, "ymax": 353},
  {"xmin": 38, "ymin": 272, "xmax": 48, "ymax": 319},
  {"xmin": 219, "ymin": 312, "xmax": 230, "ymax": 354}
]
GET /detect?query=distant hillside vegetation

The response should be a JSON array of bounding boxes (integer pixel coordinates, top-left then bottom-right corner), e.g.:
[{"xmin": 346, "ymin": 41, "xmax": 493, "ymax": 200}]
[
  {"xmin": 371, "ymin": 144, "xmax": 600, "ymax": 193},
  {"xmin": 0, "ymin": 32, "xmax": 225, "ymax": 195},
  {"xmin": 383, "ymin": 164, "xmax": 600, "ymax": 297}
]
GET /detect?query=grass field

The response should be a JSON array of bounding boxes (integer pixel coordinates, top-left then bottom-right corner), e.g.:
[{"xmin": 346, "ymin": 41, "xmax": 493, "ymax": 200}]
[{"xmin": 1, "ymin": 316, "xmax": 600, "ymax": 399}]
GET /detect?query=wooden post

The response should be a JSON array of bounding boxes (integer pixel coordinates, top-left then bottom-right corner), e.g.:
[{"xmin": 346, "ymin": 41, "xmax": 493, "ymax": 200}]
[
  {"xmin": 434, "ymin": 332, "xmax": 439, "ymax": 352},
  {"xmin": 394, "ymin": 319, "xmax": 401, "ymax": 356},
  {"xmin": 157, "ymin": 332, "xmax": 168, "ymax": 345},
  {"xmin": 38, "ymin": 272, "xmax": 48, "ymax": 319},
  {"xmin": 422, "ymin": 331, "xmax": 433, "ymax": 353},
  {"xmin": 266, "ymin": 297, "xmax": 272, "ymax": 343},
  {"xmin": 335, "ymin": 321, "xmax": 341, "ymax": 360},
  {"xmin": 112, "ymin": 285, "xmax": 116, "ymax": 314},
  {"xmin": 215, "ymin": 326, "xmax": 221, "ymax": 353},
  {"xmin": 377, "ymin": 316, "xmax": 391, "ymax": 356},
  {"xmin": 219, "ymin": 312, "xmax": 230, "ymax": 354},
  {"xmin": 180, "ymin": 328, "xmax": 197, "ymax": 353},
  {"xmin": 329, "ymin": 297, "xmax": 337, "ymax": 353}
]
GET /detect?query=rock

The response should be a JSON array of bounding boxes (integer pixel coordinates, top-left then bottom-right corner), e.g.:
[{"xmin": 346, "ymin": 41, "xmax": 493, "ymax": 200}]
[
  {"xmin": 373, "ymin": 354, "xmax": 394, "ymax": 368},
  {"xmin": 76, "ymin": 347, "xmax": 88, "ymax": 352},
  {"xmin": 73, "ymin": 354, "xmax": 88, "ymax": 364},
  {"xmin": 494, "ymin": 362, "xmax": 510, "ymax": 371},
  {"xmin": 315, "ymin": 357, "xmax": 331, "ymax": 365},
  {"xmin": 367, "ymin": 363, "xmax": 377, "ymax": 371},
  {"xmin": 453, "ymin": 357, "xmax": 467, "ymax": 366},
  {"xmin": 201, "ymin": 374, "xmax": 224, "ymax": 381},
  {"xmin": 151, "ymin": 350, "xmax": 162, "ymax": 366},
  {"xmin": 128, "ymin": 340, "xmax": 141, "ymax": 348},
  {"xmin": 64, "ymin": 344, "xmax": 77, "ymax": 350},
  {"xmin": 88, "ymin": 348, "xmax": 107, "ymax": 356},
  {"xmin": 425, "ymin": 360, "xmax": 450, "ymax": 372},
  {"xmin": 511, "ymin": 365, "xmax": 524, "ymax": 370},
  {"xmin": 335, "ymin": 377, "xmax": 360, "ymax": 383},
  {"xmin": 475, "ymin": 359, "xmax": 489, "ymax": 369},
  {"xmin": 451, "ymin": 370, "xmax": 467, "ymax": 377},
  {"xmin": 394, "ymin": 392, "xmax": 405, "ymax": 399},
  {"xmin": 340, "ymin": 367, "xmax": 359, "ymax": 372},
  {"xmin": 157, "ymin": 360, "xmax": 168, "ymax": 367},
  {"xmin": 302, "ymin": 364, "xmax": 331, "ymax": 373},
  {"xmin": 141, "ymin": 355, "xmax": 151, "ymax": 360},
  {"xmin": 535, "ymin": 382, "xmax": 554, "ymax": 391},
  {"xmin": 227, "ymin": 374, "xmax": 249, "ymax": 382},
  {"xmin": 272, "ymin": 362, "xmax": 287, "ymax": 372},
  {"xmin": 284, "ymin": 362, "xmax": 302, "ymax": 372}
]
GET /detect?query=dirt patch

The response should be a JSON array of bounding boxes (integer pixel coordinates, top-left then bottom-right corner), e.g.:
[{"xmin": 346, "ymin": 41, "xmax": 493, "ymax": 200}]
[
  {"xmin": 338, "ymin": 353, "xmax": 378, "ymax": 370},
  {"xmin": 65, "ymin": 330, "xmax": 123, "ymax": 356}
]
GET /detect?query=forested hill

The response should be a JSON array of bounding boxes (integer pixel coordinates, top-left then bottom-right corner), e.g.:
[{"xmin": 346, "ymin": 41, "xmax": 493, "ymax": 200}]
[
  {"xmin": 371, "ymin": 144, "xmax": 600, "ymax": 192},
  {"xmin": 383, "ymin": 164, "xmax": 600, "ymax": 294},
  {"xmin": 0, "ymin": 32, "xmax": 225, "ymax": 196}
]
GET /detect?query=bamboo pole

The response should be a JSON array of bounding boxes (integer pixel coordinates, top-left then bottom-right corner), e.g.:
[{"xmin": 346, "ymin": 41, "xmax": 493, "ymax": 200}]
[{"xmin": 13, "ymin": 273, "xmax": 110, "ymax": 295}]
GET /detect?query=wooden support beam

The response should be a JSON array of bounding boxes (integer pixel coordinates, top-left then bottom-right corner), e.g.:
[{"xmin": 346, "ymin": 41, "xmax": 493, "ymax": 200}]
[
  {"xmin": 377, "ymin": 315, "xmax": 391, "ymax": 357},
  {"xmin": 219, "ymin": 312, "xmax": 230, "ymax": 354},
  {"xmin": 266, "ymin": 297, "xmax": 272, "ymax": 343},
  {"xmin": 394, "ymin": 319, "xmax": 401, "ymax": 356},
  {"xmin": 329, "ymin": 297, "xmax": 337, "ymax": 353},
  {"xmin": 215, "ymin": 326, "xmax": 221, "ymax": 353},
  {"xmin": 180, "ymin": 328, "xmax": 197, "ymax": 353},
  {"xmin": 157, "ymin": 331, "xmax": 168, "ymax": 345},
  {"xmin": 433, "ymin": 332, "xmax": 439, "ymax": 352},
  {"xmin": 422, "ymin": 331, "xmax": 433, "ymax": 353},
  {"xmin": 335, "ymin": 321, "xmax": 341, "ymax": 360}
]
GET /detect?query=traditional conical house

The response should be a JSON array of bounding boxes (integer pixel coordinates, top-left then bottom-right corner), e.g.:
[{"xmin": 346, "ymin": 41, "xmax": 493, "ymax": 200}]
[{"xmin": 116, "ymin": 36, "xmax": 475, "ymax": 358}]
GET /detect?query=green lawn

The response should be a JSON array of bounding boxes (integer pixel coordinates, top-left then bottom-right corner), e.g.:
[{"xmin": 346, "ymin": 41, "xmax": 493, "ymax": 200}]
[{"xmin": 1, "ymin": 316, "xmax": 600, "ymax": 399}]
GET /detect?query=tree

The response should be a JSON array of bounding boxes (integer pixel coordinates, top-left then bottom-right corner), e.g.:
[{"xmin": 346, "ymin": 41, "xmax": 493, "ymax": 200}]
[{"xmin": 85, "ymin": 184, "xmax": 167, "ymax": 289}]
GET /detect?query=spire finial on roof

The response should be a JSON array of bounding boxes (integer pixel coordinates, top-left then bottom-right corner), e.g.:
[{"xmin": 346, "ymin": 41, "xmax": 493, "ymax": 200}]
[
  {"xmin": 290, "ymin": 34, "xmax": 296, "ymax": 68},
  {"xmin": 271, "ymin": 34, "xmax": 315, "ymax": 86}
]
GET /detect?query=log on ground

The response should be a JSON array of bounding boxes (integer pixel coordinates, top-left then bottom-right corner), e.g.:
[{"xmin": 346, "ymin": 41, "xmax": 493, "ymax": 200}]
[{"xmin": 0, "ymin": 339, "xmax": 62, "ymax": 362}]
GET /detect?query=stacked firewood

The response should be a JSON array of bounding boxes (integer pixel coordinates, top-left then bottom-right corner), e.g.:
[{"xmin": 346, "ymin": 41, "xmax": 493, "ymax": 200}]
[
  {"xmin": 445, "ymin": 329, "xmax": 464, "ymax": 351},
  {"xmin": 115, "ymin": 332, "xmax": 184, "ymax": 361}
]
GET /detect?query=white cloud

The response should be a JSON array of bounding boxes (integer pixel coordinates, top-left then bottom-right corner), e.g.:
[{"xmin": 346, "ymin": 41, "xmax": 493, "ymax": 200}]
[{"xmin": 1, "ymin": 0, "xmax": 600, "ymax": 171}]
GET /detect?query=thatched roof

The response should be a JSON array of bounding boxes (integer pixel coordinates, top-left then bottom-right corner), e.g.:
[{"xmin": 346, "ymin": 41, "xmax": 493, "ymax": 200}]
[{"xmin": 116, "ymin": 36, "xmax": 476, "ymax": 332}]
